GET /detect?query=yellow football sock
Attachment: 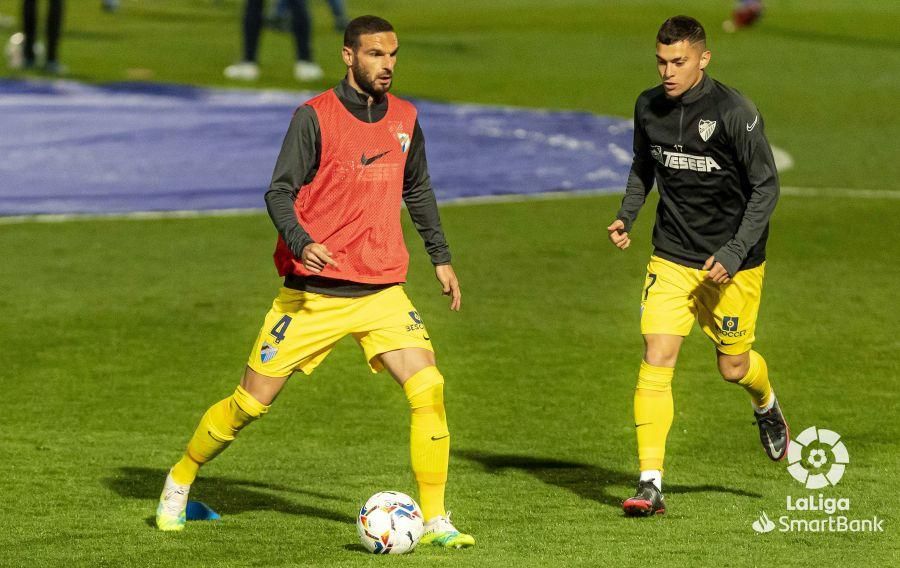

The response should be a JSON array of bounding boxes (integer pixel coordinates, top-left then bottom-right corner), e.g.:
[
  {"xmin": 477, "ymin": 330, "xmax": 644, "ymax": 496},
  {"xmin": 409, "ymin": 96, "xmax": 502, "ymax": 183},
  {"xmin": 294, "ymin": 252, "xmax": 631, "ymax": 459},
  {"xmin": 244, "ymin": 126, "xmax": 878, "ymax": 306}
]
[
  {"xmin": 404, "ymin": 366, "xmax": 449, "ymax": 521},
  {"xmin": 634, "ymin": 361, "xmax": 675, "ymax": 472},
  {"xmin": 737, "ymin": 350, "xmax": 774, "ymax": 411},
  {"xmin": 170, "ymin": 454, "xmax": 200, "ymax": 486},
  {"xmin": 170, "ymin": 385, "xmax": 269, "ymax": 485}
]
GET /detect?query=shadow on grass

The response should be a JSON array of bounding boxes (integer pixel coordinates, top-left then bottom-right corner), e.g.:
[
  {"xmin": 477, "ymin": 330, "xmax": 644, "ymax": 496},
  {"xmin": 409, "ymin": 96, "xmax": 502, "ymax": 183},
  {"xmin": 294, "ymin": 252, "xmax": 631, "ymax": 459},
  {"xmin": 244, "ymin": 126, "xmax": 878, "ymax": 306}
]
[
  {"xmin": 105, "ymin": 466, "xmax": 353, "ymax": 524},
  {"xmin": 342, "ymin": 543, "xmax": 369, "ymax": 554},
  {"xmin": 455, "ymin": 450, "xmax": 762, "ymax": 509}
]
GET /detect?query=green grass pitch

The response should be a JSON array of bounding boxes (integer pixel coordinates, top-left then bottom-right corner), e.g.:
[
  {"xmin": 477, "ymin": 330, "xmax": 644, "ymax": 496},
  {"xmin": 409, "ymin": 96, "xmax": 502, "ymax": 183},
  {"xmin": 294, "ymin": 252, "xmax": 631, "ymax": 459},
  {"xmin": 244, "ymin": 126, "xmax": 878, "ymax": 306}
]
[{"xmin": 1, "ymin": 1, "xmax": 899, "ymax": 565}]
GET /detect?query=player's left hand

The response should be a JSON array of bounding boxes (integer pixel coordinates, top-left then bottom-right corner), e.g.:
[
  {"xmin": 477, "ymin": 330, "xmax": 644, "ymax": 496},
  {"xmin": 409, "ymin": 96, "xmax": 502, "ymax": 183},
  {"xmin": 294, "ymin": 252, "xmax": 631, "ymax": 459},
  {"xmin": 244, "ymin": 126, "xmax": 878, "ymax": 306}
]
[
  {"xmin": 703, "ymin": 255, "xmax": 731, "ymax": 284},
  {"xmin": 435, "ymin": 264, "xmax": 461, "ymax": 311},
  {"xmin": 606, "ymin": 219, "xmax": 631, "ymax": 250}
]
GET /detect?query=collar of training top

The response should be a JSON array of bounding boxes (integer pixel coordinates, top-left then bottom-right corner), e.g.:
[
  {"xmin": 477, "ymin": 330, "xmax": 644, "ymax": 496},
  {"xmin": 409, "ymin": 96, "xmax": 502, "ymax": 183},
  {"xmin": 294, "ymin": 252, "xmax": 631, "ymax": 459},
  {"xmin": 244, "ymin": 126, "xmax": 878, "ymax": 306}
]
[
  {"xmin": 677, "ymin": 73, "xmax": 713, "ymax": 105},
  {"xmin": 335, "ymin": 78, "xmax": 389, "ymax": 110}
]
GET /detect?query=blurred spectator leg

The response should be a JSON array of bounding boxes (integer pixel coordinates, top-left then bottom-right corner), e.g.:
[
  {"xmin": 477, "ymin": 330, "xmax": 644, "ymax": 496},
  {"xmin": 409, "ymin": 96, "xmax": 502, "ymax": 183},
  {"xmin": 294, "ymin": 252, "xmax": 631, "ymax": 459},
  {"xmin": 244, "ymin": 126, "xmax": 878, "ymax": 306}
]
[
  {"xmin": 22, "ymin": 0, "xmax": 37, "ymax": 67},
  {"xmin": 289, "ymin": 0, "xmax": 322, "ymax": 81},
  {"xmin": 224, "ymin": 0, "xmax": 263, "ymax": 80},
  {"xmin": 45, "ymin": 0, "xmax": 64, "ymax": 73},
  {"xmin": 326, "ymin": 0, "xmax": 348, "ymax": 32},
  {"xmin": 243, "ymin": 0, "xmax": 264, "ymax": 62}
]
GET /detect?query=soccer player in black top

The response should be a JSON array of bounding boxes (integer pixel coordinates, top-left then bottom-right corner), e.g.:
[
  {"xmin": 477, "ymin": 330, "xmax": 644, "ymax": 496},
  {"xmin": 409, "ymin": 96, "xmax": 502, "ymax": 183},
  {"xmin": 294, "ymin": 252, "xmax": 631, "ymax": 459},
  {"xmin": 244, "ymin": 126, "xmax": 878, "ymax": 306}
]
[{"xmin": 606, "ymin": 16, "xmax": 789, "ymax": 516}]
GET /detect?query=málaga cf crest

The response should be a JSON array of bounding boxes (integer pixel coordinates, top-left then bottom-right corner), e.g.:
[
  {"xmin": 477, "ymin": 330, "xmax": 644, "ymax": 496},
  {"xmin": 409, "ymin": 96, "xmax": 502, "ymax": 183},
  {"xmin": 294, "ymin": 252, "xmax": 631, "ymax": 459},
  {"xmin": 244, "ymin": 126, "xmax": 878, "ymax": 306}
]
[
  {"xmin": 397, "ymin": 131, "xmax": 410, "ymax": 153},
  {"xmin": 698, "ymin": 119, "xmax": 717, "ymax": 142}
]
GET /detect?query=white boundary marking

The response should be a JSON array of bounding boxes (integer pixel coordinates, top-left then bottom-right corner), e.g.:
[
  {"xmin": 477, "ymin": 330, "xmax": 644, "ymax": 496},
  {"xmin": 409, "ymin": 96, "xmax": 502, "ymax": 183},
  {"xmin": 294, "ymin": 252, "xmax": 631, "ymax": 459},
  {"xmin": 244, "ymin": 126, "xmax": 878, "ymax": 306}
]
[
  {"xmin": 0, "ymin": 186, "xmax": 897, "ymax": 225},
  {"xmin": 0, "ymin": 207, "xmax": 263, "ymax": 225},
  {"xmin": 780, "ymin": 186, "xmax": 900, "ymax": 199}
]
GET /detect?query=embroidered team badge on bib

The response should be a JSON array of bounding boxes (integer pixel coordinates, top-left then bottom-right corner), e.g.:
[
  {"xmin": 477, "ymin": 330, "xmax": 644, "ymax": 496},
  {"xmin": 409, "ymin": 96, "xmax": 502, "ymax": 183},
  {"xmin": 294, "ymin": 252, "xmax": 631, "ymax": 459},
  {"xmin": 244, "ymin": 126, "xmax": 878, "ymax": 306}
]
[{"xmin": 397, "ymin": 131, "xmax": 410, "ymax": 153}]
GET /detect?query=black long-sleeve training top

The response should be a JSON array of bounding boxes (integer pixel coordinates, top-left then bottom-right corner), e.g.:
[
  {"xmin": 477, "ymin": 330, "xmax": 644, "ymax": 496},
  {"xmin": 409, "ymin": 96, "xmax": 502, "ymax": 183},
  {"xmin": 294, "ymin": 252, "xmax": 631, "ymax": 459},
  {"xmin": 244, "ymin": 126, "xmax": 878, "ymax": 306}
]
[
  {"xmin": 265, "ymin": 79, "xmax": 451, "ymax": 297},
  {"xmin": 616, "ymin": 74, "xmax": 779, "ymax": 276}
]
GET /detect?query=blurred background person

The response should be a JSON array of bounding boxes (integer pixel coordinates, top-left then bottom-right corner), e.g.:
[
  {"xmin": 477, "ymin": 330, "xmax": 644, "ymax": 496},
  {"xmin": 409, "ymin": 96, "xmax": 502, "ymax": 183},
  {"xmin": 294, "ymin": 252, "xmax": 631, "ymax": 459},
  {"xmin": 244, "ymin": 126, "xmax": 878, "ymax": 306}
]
[
  {"xmin": 723, "ymin": 0, "xmax": 763, "ymax": 32},
  {"xmin": 224, "ymin": 0, "xmax": 324, "ymax": 82},
  {"xmin": 267, "ymin": 0, "xmax": 349, "ymax": 33},
  {"xmin": 19, "ymin": 0, "xmax": 65, "ymax": 73},
  {"xmin": 101, "ymin": 0, "xmax": 119, "ymax": 13},
  {"xmin": 324, "ymin": 0, "xmax": 349, "ymax": 31}
]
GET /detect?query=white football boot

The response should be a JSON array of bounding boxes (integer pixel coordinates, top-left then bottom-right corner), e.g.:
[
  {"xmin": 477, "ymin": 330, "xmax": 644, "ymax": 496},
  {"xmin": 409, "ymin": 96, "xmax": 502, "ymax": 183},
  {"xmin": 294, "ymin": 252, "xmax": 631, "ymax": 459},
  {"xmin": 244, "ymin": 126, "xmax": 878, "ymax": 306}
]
[
  {"xmin": 224, "ymin": 61, "xmax": 260, "ymax": 81},
  {"xmin": 420, "ymin": 512, "xmax": 475, "ymax": 548},
  {"xmin": 293, "ymin": 60, "xmax": 324, "ymax": 82},
  {"xmin": 155, "ymin": 471, "xmax": 190, "ymax": 531}
]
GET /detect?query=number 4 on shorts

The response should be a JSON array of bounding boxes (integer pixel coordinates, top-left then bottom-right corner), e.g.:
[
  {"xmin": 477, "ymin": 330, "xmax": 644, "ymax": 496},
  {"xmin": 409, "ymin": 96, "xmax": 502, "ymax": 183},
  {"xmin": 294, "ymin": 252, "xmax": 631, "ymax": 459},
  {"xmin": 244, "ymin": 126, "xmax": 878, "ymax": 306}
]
[{"xmin": 269, "ymin": 315, "xmax": 292, "ymax": 343}]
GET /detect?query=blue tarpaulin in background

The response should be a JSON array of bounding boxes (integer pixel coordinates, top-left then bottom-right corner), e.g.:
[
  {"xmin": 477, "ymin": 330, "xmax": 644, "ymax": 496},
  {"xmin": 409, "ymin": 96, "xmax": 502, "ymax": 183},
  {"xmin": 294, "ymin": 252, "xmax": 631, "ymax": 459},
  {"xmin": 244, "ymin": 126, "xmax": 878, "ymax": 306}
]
[{"xmin": 0, "ymin": 80, "xmax": 632, "ymax": 216}]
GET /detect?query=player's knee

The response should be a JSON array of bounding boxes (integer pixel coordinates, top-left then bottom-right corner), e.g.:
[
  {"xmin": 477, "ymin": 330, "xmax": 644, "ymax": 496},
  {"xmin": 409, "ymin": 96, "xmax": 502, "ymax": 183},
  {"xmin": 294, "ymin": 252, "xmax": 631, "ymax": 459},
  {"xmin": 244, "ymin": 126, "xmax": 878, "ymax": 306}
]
[
  {"xmin": 717, "ymin": 356, "xmax": 749, "ymax": 383},
  {"xmin": 221, "ymin": 386, "xmax": 270, "ymax": 436},
  {"xmin": 233, "ymin": 385, "xmax": 270, "ymax": 418},
  {"xmin": 240, "ymin": 366, "xmax": 287, "ymax": 406},
  {"xmin": 637, "ymin": 360, "xmax": 674, "ymax": 391},
  {"xmin": 644, "ymin": 345, "xmax": 679, "ymax": 368},
  {"xmin": 403, "ymin": 366, "xmax": 445, "ymax": 412},
  {"xmin": 200, "ymin": 386, "xmax": 270, "ymax": 445},
  {"xmin": 643, "ymin": 334, "xmax": 683, "ymax": 367},
  {"xmin": 381, "ymin": 348, "xmax": 436, "ymax": 384}
]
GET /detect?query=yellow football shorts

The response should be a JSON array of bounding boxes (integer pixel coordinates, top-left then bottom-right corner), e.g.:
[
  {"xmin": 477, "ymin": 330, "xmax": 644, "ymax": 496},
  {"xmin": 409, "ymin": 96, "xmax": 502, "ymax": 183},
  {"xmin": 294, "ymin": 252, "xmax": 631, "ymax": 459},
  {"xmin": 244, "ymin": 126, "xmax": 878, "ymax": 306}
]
[
  {"xmin": 640, "ymin": 255, "xmax": 766, "ymax": 355},
  {"xmin": 247, "ymin": 285, "xmax": 433, "ymax": 377}
]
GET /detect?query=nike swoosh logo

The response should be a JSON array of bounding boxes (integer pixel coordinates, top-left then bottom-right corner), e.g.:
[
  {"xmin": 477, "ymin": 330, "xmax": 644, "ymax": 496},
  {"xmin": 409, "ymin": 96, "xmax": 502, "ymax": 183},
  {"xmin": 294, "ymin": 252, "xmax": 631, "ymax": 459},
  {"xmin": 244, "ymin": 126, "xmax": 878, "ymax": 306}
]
[
  {"xmin": 423, "ymin": 336, "xmax": 430, "ymax": 341},
  {"xmin": 635, "ymin": 423, "xmax": 652, "ymax": 428},
  {"xmin": 764, "ymin": 431, "xmax": 780, "ymax": 456},
  {"xmin": 431, "ymin": 434, "xmax": 449, "ymax": 441},
  {"xmin": 746, "ymin": 115, "xmax": 759, "ymax": 132},
  {"xmin": 720, "ymin": 340, "xmax": 737, "ymax": 346},
  {"xmin": 361, "ymin": 150, "xmax": 391, "ymax": 166}
]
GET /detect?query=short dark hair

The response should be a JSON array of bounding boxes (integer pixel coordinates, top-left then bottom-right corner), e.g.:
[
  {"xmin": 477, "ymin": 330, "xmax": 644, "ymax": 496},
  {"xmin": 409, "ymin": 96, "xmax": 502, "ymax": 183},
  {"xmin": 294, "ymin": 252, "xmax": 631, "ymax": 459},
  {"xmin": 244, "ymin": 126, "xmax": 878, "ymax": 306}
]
[
  {"xmin": 343, "ymin": 15, "xmax": 395, "ymax": 49},
  {"xmin": 656, "ymin": 15, "xmax": 706, "ymax": 47}
]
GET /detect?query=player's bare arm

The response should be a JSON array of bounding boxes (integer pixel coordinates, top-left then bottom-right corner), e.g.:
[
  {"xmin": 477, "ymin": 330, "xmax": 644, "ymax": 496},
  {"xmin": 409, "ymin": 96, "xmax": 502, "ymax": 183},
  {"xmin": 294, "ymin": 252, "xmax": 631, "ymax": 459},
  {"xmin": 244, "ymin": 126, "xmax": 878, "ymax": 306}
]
[{"xmin": 434, "ymin": 264, "xmax": 461, "ymax": 311}]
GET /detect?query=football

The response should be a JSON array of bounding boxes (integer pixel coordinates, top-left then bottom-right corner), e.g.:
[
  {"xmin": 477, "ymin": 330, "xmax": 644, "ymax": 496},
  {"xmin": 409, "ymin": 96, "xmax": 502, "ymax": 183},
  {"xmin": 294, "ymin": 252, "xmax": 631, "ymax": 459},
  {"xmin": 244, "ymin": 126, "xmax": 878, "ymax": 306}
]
[{"xmin": 356, "ymin": 491, "xmax": 424, "ymax": 554}]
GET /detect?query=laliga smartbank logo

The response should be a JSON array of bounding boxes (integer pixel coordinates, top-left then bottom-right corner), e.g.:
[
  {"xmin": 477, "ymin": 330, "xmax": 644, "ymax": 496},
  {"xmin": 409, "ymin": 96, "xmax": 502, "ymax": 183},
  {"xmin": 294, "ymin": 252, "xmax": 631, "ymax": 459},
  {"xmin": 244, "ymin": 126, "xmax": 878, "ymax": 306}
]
[
  {"xmin": 752, "ymin": 426, "xmax": 885, "ymax": 534},
  {"xmin": 787, "ymin": 426, "xmax": 848, "ymax": 488},
  {"xmin": 751, "ymin": 512, "xmax": 776, "ymax": 533}
]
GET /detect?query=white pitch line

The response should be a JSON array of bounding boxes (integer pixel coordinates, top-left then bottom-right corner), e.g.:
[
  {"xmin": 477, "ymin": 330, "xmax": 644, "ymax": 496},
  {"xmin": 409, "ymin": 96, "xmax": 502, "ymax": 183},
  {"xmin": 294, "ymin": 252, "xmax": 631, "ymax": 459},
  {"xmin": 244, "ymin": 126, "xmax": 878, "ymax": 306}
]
[
  {"xmin": 780, "ymin": 186, "xmax": 900, "ymax": 199},
  {"xmin": 443, "ymin": 185, "xmax": 900, "ymax": 205},
  {"xmin": 0, "ymin": 186, "xmax": 897, "ymax": 225},
  {"xmin": 0, "ymin": 207, "xmax": 263, "ymax": 225},
  {"xmin": 441, "ymin": 187, "xmax": 621, "ymax": 206}
]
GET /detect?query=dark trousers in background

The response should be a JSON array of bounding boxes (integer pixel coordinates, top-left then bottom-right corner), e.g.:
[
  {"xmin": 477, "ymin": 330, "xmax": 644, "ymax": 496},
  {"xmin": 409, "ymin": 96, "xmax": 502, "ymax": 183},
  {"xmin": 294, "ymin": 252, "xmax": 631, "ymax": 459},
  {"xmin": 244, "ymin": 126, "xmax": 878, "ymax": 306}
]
[
  {"xmin": 244, "ymin": 0, "xmax": 312, "ymax": 63},
  {"xmin": 23, "ymin": 0, "xmax": 64, "ymax": 64}
]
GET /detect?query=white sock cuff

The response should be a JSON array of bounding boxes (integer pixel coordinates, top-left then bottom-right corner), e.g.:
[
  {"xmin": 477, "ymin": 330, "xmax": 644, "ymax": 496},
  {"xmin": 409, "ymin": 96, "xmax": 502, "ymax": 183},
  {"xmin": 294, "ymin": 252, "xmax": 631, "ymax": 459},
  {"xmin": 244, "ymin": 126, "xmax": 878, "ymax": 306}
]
[
  {"xmin": 753, "ymin": 392, "xmax": 776, "ymax": 414},
  {"xmin": 639, "ymin": 469, "xmax": 662, "ymax": 491}
]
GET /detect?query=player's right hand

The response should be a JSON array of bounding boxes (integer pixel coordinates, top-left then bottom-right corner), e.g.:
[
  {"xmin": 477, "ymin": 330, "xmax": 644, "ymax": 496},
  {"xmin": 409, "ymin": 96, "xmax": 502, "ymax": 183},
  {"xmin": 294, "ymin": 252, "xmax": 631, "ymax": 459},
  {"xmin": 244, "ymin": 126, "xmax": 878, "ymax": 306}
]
[
  {"xmin": 435, "ymin": 263, "xmax": 461, "ymax": 311},
  {"xmin": 301, "ymin": 243, "xmax": 338, "ymax": 273},
  {"xmin": 607, "ymin": 219, "xmax": 631, "ymax": 250}
]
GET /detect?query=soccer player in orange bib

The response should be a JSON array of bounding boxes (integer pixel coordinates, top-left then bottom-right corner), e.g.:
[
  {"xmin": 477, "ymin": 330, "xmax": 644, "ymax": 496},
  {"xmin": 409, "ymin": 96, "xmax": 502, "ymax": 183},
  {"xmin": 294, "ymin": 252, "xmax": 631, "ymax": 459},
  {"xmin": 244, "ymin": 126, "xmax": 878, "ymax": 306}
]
[
  {"xmin": 156, "ymin": 15, "xmax": 474, "ymax": 547},
  {"xmin": 607, "ymin": 16, "xmax": 789, "ymax": 516}
]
